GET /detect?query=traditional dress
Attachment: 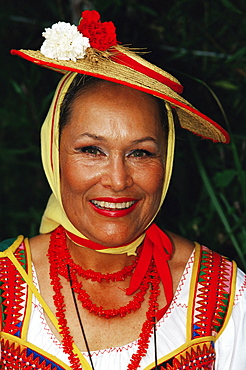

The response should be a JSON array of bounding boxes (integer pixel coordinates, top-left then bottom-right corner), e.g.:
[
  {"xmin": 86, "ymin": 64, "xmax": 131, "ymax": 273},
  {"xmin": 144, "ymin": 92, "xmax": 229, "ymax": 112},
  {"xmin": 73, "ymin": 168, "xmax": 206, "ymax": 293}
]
[
  {"xmin": 7, "ymin": 10, "xmax": 244, "ymax": 370},
  {"xmin": 1, "ymin": 236, "xmax": 245, "ymax": 370}
]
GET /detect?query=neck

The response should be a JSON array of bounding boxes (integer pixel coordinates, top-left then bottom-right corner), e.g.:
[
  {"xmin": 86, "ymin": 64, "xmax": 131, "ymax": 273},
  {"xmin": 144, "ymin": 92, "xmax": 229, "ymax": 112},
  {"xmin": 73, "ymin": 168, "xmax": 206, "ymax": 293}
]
[
  {"xmin": 66, "ymin": 237, "xmax": 137, "ymax": 273},
  {"xmin": 65, "ymin": 229, "xmax": 145, "ymax": 256}
]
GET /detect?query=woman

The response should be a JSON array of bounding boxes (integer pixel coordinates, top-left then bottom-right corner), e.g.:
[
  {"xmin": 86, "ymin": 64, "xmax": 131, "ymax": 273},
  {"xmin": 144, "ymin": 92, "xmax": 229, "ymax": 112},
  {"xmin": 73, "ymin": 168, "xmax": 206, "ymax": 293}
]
[{"xmin": 1, "ymin": 10, "xmax": 245, "ymax": 370}]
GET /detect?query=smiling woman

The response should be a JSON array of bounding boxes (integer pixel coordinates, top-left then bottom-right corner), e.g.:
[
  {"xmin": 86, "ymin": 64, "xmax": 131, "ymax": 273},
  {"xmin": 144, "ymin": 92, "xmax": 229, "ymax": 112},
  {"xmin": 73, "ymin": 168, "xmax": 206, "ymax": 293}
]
[
  {"xmin": 1, "ymin": 9, "xmax": 245, "ymax": 370},
  {"xmin": 59, "ymin": 80, "xmax": 166, "ymax": 247}
]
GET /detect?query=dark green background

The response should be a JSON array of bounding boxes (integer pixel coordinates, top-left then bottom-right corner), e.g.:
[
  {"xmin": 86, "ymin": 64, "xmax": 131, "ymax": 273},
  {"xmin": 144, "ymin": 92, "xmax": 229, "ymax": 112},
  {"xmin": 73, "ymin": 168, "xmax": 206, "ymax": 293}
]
[{"xmin": 1, "ymin": 0, "xmax": 246, "ymax": 269}]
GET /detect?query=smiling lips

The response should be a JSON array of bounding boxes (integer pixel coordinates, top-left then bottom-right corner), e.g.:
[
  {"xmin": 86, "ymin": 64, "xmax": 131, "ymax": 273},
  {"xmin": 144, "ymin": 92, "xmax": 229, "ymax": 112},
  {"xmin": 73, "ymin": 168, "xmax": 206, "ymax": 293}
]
[{"xmin": 90, "ymin": 197, "xmax": 138, "ymax": 217}]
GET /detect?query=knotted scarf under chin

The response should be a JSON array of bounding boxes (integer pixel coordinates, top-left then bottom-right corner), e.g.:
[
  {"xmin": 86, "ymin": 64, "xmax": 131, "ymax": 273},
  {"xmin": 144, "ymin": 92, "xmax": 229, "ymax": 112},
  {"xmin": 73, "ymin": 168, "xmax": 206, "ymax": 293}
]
[{"xmin": 66, "ymin": 222, "xmax": 173, "ymax": 319}]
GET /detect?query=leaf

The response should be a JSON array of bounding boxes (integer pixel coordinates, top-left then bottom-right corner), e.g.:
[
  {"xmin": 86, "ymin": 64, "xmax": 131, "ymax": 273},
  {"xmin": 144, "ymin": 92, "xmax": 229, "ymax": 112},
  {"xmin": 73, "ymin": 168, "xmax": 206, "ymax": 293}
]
[
  {"xmin": 213, "ymin": 169, "xmax": 237, "ymax": 188},
  {"xmin": 212, "ymin": 80, "xmax": 238, "ymax": 90},
  {"xmin": 219, "ymin": 0, "xmax": 243, "ymax": 14},
  {"xmin": 226, "ymin": 46, "xmax": 246, "ymax": 63},
  {"xmin": 238, "ymin": 230, "xmax": 246, "ymax": 254},
  {"xmin": 135, "ymin": 5, "xmax": 158, "ymax": 16},
  {"xmin": 10, "ymin": 80, "xmax": 23, "ymax": 95}
]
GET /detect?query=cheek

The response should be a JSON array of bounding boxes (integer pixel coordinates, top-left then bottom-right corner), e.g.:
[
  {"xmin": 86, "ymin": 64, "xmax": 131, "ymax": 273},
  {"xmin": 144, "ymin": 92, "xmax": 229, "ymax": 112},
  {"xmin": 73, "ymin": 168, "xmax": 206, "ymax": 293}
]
[
  {"xmin": 60, "ymin": 158, "xmax": 105, "ymax": 200},
  {"xmin": 60, "ymin": 159, "xmax": 87, "ymax": 196},
  {"xmin": 136, "ymin": 162, "xmax": 164, "ymax": 196}
]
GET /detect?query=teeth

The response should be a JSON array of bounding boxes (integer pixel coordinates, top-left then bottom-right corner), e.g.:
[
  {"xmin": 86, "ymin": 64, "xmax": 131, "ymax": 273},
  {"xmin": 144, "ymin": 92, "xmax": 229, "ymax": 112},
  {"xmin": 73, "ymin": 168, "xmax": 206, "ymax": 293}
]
[{"xmin": 91, "ymin": 200, "xmax": 135, "ymax": 210}]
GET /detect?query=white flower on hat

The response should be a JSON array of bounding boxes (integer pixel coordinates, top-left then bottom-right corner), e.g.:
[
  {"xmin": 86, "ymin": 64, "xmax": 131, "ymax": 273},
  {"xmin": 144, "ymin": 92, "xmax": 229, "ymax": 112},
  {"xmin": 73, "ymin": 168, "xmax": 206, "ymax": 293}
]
[{"xmin": 40, "ymin": 21, "xmax": 90, "ymax": 62}]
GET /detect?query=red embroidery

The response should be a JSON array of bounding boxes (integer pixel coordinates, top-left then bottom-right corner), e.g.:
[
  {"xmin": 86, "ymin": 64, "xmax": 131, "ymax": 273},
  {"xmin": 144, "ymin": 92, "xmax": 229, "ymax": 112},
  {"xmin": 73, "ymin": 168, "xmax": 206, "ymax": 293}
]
[
  {"xmin": 0, "ymin": 243, "xmax": 28, "ymax": 337},
  {"xmin": 1, "ymin": 338, "xmax": 62, "ymax": 369},
  {"xmin": 191, "ymin": 246, "xmax": 234, "ymax": 338},
  {"xmin": 163, "ymin": 342, "xmax": 215, "ymax": 370}
]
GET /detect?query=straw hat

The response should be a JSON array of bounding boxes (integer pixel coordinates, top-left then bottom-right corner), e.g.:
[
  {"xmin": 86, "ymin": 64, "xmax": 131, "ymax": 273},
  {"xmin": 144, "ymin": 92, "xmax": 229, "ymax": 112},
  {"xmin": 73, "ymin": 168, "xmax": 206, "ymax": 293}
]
[{"xmin": 11, "ymin": 10, "xmax": 229, "ymax": 143}]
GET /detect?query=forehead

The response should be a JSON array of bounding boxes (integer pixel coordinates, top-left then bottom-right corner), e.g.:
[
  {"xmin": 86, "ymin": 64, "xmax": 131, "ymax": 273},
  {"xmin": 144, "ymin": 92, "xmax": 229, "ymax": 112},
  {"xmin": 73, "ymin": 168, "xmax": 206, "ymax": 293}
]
[
  {"xmin": 72, "ymin": 80, "xmax": 161, "ymax": 107},
  {"xmin": 59, "ymin": 81, "xmax": 167, "ymax": 159},
  {"xmin": 67, "ymin": 81, "xmax": 165, "ymax": 134}
]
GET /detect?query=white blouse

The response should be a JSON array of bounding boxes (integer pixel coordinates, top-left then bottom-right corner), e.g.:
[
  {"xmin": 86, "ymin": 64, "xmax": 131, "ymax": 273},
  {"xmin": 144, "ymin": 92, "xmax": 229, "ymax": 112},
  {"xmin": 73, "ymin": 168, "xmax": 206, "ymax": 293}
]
[{"xmin": 27, "ymin": 250, "xmax": 246, "ymax": 370}]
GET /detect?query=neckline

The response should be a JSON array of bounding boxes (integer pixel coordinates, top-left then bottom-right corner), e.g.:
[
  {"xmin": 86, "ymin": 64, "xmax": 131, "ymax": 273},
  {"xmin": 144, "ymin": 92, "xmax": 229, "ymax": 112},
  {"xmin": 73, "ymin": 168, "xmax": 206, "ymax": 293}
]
[{"xmin": 30, "ymin": 245, "xmax": 196, "ymax": 356}]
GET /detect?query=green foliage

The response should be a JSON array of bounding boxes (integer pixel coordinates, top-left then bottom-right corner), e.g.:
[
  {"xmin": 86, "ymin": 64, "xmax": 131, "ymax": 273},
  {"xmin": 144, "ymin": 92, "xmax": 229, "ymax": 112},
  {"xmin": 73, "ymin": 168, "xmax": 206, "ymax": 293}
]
[{"xmin": 1, "ymin": 0, "xmax": 246, "ymax": 269}]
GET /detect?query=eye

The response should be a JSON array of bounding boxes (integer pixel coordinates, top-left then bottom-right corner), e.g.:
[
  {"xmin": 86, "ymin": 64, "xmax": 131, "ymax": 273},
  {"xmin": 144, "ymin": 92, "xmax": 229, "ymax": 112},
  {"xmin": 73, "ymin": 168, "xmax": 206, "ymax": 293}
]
[
  {"xmin": 78, "ymin": 146, "xmax": 105, "ymax": 156},
  {"xmin": 128, "ymin": 149, "xmax": 155, "ymax": 158}
]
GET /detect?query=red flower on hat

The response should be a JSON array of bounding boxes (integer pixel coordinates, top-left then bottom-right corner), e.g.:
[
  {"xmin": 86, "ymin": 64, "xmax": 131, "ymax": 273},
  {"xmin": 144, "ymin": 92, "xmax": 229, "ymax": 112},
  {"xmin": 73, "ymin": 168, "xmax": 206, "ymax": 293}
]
[{"xmin": 77, "ymin": 10, "xmax": 117, "ymax": 51}]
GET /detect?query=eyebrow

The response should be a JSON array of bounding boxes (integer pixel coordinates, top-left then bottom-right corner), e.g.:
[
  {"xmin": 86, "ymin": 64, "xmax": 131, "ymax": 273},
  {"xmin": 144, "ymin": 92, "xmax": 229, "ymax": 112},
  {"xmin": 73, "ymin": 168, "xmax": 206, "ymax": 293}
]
[
  {"xmin": 131, "ymin": 137, "xmax": 158, "ymax": 145},
  {"xmin": 80, "ymin": 132, "xmax": 105, "ymax": 141},
  {"xmin": 80, "ymin": 133, "xmax": 158, "ymax": 145}
]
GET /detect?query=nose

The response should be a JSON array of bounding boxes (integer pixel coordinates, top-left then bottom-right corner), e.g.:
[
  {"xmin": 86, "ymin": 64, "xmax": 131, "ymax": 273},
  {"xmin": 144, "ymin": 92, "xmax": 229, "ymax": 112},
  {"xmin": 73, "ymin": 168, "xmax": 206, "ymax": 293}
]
[{"xmin": 100, "ymin": 154, "xmax": 133, "ymax": 191}]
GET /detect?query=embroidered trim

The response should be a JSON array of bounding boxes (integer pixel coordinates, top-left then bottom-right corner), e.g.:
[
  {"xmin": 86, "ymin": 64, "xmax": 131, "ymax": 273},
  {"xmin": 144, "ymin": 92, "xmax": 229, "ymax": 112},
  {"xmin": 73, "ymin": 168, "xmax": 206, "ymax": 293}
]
[
  {"xmin": 0, "ymin": 242, "xmax": 28, "ymax": 338},
  {"xmin": 160, "ymin": 249, "xmax": 194, "ymax": 322},
  {"xmin": 1, "ymin": 337, "xmax": 69, "ymax": 370},
  {"xmin": 188, "ymin": 245, "xmax": 236, "ymax": 340},
  {"xmin": 155, "ymin": 340, "xmax": 216, "ymax": 370},
  {"xmin": 235, "ymin": 273, "xmax": 246, "ymax": 302}
]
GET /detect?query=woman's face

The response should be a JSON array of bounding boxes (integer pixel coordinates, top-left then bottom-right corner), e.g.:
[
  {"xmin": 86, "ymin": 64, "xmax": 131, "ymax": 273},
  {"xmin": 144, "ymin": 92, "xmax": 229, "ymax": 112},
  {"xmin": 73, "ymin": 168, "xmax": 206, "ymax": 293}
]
[{"xmin": 59, "ymin": 82, "xmax": 166, "ymax": 247}]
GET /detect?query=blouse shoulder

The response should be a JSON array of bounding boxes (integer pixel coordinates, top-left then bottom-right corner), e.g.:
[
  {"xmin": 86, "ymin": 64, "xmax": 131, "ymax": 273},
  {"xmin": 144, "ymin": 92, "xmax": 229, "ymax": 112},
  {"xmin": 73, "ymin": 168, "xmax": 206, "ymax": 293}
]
[
  {"xmin": 234, "ymin": 267, "xmax": 246, "ymax": 304},
  {"xmin": 0, "ymin": 235, "xmax": 25, "ymax": 255}
]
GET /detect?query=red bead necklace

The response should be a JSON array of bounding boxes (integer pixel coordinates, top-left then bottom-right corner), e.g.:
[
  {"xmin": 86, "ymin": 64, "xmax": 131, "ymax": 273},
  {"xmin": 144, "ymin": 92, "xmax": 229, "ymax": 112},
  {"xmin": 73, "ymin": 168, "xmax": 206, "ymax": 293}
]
[
  {"xmin": 62, "ymin": 234, "xmax": 139, "ymax": 283},
  {"xmin": 50, "ymin": 227, "xmax": 149, "ymax": 319},
  {"xmin": 48, "ymin": 226, "xmax": 161, "ymax": 370}
]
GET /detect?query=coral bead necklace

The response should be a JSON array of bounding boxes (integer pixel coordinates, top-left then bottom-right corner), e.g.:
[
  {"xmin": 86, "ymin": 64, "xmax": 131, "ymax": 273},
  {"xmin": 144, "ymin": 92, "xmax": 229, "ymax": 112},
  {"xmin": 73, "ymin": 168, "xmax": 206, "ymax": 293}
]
[{"xmin": 48, "ymin": 226, "xmax": 161, "ymax": 370}]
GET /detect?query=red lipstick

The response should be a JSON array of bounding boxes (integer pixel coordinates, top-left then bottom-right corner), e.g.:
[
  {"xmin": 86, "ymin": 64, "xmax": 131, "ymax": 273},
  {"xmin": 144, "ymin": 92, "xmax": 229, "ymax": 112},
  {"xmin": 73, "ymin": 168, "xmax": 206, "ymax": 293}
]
[{"xmin": 90, "ymin": 197, "xmax": 138, "ymax": 217}]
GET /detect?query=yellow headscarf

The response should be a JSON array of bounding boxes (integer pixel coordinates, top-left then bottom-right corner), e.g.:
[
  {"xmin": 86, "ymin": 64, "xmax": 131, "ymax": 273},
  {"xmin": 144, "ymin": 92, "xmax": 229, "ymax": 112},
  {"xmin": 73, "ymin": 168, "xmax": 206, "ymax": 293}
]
[{"xmin": 40, "ymin": 72, "xmax": 175, "ymax": 255}]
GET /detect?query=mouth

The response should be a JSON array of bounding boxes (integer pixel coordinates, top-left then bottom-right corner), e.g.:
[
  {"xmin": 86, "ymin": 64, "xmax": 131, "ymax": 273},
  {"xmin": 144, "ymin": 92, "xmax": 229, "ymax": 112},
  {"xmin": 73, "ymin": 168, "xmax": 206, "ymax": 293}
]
[
  {"xmin": 90, "ymin": 198, "xmax": 138, "ymax": 217},
  {"xmin": 91, "ymin": 199, "xmax": 136, "ymax": 210}
]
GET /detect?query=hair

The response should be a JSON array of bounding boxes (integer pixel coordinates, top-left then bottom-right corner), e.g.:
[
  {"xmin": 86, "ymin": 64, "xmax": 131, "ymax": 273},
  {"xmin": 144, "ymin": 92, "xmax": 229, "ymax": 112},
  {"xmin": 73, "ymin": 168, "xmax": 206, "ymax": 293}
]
[{"xmin": 59, "ymin": 74, "xmax": 169, "ymax": 137}]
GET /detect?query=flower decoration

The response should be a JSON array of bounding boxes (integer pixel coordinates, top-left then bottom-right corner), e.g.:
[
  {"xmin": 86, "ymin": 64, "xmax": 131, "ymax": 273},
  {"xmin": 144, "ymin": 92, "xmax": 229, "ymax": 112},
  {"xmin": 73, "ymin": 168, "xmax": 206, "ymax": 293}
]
[
  {"xmin": 78, "ymin": 10, "xmax": 117, "ymax": 51},
  {"xmin": 39, "ymin": 11, "xmax": 118, "ymax": 63},
  {"xmin": 40, "ymin": 21, "xmax": 90, "ymax": 61}
]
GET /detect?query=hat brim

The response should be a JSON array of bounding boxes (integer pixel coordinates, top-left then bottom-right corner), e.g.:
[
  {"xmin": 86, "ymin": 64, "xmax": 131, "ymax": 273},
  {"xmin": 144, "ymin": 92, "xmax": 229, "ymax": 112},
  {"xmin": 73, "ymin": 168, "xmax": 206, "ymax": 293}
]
[{"xmin": 11, "ymin": 46, "xmax": 229, "ymax": 143}]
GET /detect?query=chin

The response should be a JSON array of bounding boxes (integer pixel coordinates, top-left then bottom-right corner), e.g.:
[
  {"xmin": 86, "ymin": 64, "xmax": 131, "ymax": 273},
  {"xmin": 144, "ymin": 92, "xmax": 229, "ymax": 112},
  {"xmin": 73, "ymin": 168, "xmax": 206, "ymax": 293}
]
[{"xmin": 86, "ymin": 225, "xmax": 142, "ymax": 248}]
